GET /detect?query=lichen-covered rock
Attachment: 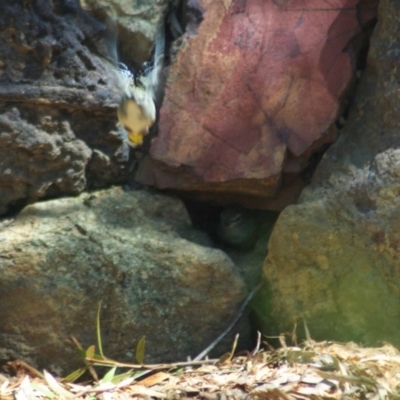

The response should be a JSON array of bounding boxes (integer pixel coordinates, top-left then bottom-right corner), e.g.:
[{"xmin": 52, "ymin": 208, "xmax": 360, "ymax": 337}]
[
  {"xmin": 0, "ymin": 106, "xmax": 93, "ymax": 213},
  {"xmin": 257, "ymin": 0, "xmax": 400, "ymax": 346},
  {"xmin": 137, "ymin": 0, "xmax": 377, "ymax": 210},
  {"xmin": 0, "ymin": 187, "xmax": 247, "ymax": 374},
  {"xmin": 0, "ymin": 0, "xmax": 155, "ymax": 214}
]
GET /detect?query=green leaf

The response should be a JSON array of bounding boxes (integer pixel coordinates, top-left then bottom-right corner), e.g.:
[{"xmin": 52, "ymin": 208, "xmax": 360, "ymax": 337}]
[
  {"xmin": 86, "ymin": 345, "xmax": 96, "ymax": 359},
  {"xmin": 217, "ymin": 352, "xmax": 231, "ymax": 364},
  {"xmin": 136, "ymin": 336, "xmax": 146, "ymax": 365},
  {"xmin": 92, "ymin": 353, "xmax": 108, "ymax": 361},
  {"xmin": 132, "ymin": 369, "xmax": 152, "ymax": 380},
  {"xmin": 101, "ymin": 367, "xmax": 116, "ymax": 383},
  {"xmin": 96, "ymin": 301, "xmax": 104, "ymax": 358},
  {"xmin": 76, "ymin": 348, "xmax": 86, "ymax": 358},
  {"xmin": 111, "ymin": 370, "xmax": 135, "ymax": 384},
  {"xmin": 62, "ymin": 367, "xmax": 88, "ymax": 383}
]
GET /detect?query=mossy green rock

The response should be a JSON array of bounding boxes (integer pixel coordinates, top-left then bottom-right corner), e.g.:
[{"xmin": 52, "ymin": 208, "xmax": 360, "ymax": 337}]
[{"xmin": 257, "ymin": 0, "xmax": 400, "ymax": 346}]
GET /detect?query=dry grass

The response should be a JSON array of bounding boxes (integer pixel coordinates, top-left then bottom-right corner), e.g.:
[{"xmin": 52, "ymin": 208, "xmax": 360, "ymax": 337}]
[{"xmin": 2, "ymin": 340, "xmax": 400, "ymax": 399}]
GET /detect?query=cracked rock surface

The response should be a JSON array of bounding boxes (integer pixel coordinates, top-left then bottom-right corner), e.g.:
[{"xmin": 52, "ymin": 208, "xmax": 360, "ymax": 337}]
[{"xmin": 137, "ymin": 0, "xmax": 378, "ymax": 209}]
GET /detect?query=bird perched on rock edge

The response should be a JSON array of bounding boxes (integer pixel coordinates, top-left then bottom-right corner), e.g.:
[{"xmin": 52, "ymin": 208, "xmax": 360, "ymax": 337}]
[{"xmin": 115, "ymin": 21, "xmax": 165, "ymax": 148}]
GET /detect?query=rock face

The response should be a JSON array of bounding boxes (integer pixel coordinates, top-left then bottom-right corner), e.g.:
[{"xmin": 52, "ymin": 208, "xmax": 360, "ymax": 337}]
[
  {"xmin": 0, "ymin": 187, "xmax": 247, "ymax": 374},
  {"xmin": 0, "ymin": 0, "xmax": 171, "ymax": 215},
  {"xmin": 0, "ymin": 0, "xmax": 131, "ymax": 215},
  {"xmin": 137, "ymin": 0, "xmax": 377, "ymax": 210},
  {"xmin": 258, "ymin": 0, "xmax": 400, "ymax": 346}
]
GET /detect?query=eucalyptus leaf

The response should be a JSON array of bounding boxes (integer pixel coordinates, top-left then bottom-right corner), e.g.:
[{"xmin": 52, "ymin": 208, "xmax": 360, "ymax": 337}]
[
  {"xmin": 76, "ymin": 348, "xmax": 86, "ymax": 358},
  {"xmin": 101, "ymin": 366, "xmax": 117, "ymax": 383},
  {"xmin": 86, "ymin": 345, "xmax": 96, "ymax": 359},
  {"xmin": 62, "ymin": 367, "xmax": 88, "ymax": 383},
  {"xmin": 96, "ymin": 302, "xmax": 105, "ymax": 358},
  {"xmin": 136, "ymin": 336, "xmax": 146, "ymax": 365},
  {"xmin": 218, "ymin": 353, "xmax": 231, "ymax": 364},
  {"xmin": 111, "ymin": 370, "xmax": 135, "ymax": 384}
]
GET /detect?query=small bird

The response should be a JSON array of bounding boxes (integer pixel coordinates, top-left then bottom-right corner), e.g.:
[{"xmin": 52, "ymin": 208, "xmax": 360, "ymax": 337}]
[
  {"xmin": 115, "ymin": 23, "xmax": 165, "ymax": 148},
  {"xmin": 116, "ymin": 64, "xmax": 157, "ymax": 147},
  {"xmin": 216, "ymin": 206, "xmax": 258, "ymax": 250}
]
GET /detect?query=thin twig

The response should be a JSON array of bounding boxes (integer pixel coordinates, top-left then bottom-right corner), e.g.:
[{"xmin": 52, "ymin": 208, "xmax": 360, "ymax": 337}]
[
  {"xmin": 193, "ymin": 283, "xmax": 262, "ymax": 361},
  {"xmin": 84, "ymin": 357, "xmax": 218, "ymax": 370}
]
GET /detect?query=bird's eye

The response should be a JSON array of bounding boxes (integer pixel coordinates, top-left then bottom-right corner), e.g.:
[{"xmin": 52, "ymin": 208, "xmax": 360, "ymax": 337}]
[{"xmin": 124, "ymin": 125, "xmax": 132, "ymax": 133}]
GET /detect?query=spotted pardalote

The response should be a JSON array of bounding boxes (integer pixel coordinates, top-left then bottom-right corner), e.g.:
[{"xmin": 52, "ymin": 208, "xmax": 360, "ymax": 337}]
[{"xmin": 115, "ymin": 23, "xmax": 165, "ymax": 148}]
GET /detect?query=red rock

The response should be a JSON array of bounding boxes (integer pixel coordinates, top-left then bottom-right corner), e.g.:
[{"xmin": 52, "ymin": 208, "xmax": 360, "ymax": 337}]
[{"xmin": 137, "ymin": 0, "xmax": 375, "ymax": 209}]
